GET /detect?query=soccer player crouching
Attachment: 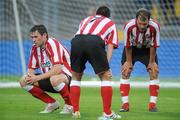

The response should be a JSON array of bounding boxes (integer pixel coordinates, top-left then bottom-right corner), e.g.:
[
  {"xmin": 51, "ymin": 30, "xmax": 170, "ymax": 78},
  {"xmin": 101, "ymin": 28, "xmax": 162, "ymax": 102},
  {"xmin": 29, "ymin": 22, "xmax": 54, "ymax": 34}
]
[{"xmin": 19, "ymin": 25, "xmax": 73, "ymax": 114}]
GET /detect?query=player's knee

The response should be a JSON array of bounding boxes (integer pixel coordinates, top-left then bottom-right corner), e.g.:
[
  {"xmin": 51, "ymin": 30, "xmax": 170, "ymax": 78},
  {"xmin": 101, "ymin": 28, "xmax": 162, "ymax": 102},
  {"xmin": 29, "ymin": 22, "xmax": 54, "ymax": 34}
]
[
  {"xmin": 150, "ymin": 73, "xmax": 158, "ymax": 80},
  {"xmin": 121, "ymin": 74, "xmax": 130, "ymax": 79},
  {"xmin": 19, "ymin": 75, "xmax": 26, "ymax": 87},
  {"xmin": 150, "ymin": 71, "xmax": 158, "ymax": 79},
  {"xmin": 72, "ymin": 71, "xmax": 83, "ymax": 80},
  {"xmin": 50, "ymin": 75, "xmax": 69, "ymax": 87},
  {"xmin": 50, "ymin": 76, "xmax": 61, "ymax": 87},
  {"xmin": 98, "ymin": 70, "xmax": 112, "ymax": 80}
]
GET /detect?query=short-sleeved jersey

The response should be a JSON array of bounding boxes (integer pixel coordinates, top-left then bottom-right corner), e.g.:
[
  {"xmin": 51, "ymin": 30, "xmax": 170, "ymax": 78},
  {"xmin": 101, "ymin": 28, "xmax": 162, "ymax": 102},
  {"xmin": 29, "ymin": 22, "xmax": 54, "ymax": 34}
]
[
  {"xmin": 124, "ymin": 18, "xmax": 160, "ymax": 48},
  {"xmin": 75, "ymin": 15, "xmax": 118, "ymax": 48},
  {"xmin": 28, "ymin": 38, "xmax": 72, "ymax": 77}
]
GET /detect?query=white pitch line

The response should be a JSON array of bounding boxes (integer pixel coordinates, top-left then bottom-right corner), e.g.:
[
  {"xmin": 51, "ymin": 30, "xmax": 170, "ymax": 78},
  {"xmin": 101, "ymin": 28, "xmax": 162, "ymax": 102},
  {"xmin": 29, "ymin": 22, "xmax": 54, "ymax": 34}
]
[{"xmin": 0, "ymin": 81, "xmax": 180, "ymax": 88}]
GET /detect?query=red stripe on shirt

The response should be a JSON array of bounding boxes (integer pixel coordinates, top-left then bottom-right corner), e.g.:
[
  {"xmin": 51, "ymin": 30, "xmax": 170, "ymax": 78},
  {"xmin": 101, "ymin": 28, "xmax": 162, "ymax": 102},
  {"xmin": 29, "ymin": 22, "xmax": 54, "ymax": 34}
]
[
  {"xmin": 135, "ymin": 28, "xmax": 140, "ymax": 44},
  {"xmin": 46, "ymin": 42, "xmax": 55, "ymax": 64},
  {"xmin": 149, "ymin": 25, "xmax": 157, "ymax": 48},
  {"xmin": 88, "ymin": 16, "xmax": 106, "ymax": 34},
  {"xmin": 97, "ymin": 21, "xmax": 114, "ymax": 36},
  {"xmin": 62, "ymin": 54, "xmax": 72, "ymax": 74},
  {"xmin": 80, "ymin": 16, "xmax": 94, "ymax": 34},
  {"xmin": 40, "ymin": 49, "xmax": 46, "ymax": 73},
  {"xmin": 52, "ymin": 38, "xmax": 63, "ymax": 64},
  {"xmin": 28, "ymin": 46, "xmax": 39, "ymax": 69},
  {"xmin": 125, "ymin": 25, "xmax": 136, "ymax": 48}
]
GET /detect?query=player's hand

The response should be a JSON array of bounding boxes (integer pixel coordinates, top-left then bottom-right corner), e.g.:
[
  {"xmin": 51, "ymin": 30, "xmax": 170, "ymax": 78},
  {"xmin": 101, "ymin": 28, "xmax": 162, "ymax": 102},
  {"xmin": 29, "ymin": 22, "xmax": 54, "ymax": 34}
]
[
  {"xmin": 147, "ymin": 62, "xmax": 159, "ymax": 78},
  {"xmin": 23, "ymin": 73, "xmax": 41, "ymax": 84},
  {"xmin": 26, "ymin": 74, "xmax": 42, "ymax": 84},
  {"xmin": 122, "ymin": 61, "xmax": 133, "ymax": 78},
  {"xmin": 23, "ymin": 74, "xmax": 33, "ymax": 84}
]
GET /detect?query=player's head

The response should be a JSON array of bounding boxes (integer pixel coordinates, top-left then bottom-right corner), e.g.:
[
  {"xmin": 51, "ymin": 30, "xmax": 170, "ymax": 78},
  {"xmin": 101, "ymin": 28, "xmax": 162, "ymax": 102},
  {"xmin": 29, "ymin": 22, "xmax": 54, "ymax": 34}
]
[
  {"xmin": 136, "ymin": 8, "xmax": 151, "ymax": 32},
  {"xmin": 96, "ymin": 6, "xmax": 110, "ymax": 18},
  {"xmin": 30, "ymin": 25, "xmax": 48, "ymax": 47}
]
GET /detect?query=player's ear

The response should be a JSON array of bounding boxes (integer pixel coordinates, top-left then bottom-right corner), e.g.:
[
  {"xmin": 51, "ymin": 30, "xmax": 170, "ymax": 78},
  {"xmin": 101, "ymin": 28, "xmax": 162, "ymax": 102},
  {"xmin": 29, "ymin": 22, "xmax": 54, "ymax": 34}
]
[{"xmin": 42, "ymin": 33, "xmax": 47, "ymax": 39}]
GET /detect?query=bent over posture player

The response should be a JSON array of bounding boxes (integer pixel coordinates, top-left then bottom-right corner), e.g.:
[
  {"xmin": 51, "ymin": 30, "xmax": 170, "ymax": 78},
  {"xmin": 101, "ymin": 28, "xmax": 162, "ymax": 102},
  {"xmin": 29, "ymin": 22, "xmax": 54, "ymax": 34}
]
[
  {"xmin": 70, "ymin": 6, "xmax": 121, "ymax": 119},
  {"xmin": 19, "ymin": 25, "xmax": 73, "ymax": 114},
  {"xmin": 119, "ymin": 8, "xmax": 160, "ymax": 112}
]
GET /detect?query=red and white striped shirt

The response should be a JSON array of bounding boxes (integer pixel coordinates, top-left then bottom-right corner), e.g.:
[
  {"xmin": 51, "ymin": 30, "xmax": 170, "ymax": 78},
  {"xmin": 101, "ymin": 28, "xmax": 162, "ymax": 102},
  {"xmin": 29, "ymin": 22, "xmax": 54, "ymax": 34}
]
[
  {"xmin": 124, "ymin": 18, "xmax": 160, "ymax": 48},
  {"xmin": 76, "ymin": 15, "xmax": 118, "ymax": 48},
  {"xmin": 28, "ymin": 38, "xmax": 72, "ymax": 77}
]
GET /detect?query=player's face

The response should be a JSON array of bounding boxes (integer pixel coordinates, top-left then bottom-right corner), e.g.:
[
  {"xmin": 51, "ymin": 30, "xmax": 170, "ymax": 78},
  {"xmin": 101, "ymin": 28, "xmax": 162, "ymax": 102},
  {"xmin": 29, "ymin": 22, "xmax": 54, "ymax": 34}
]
[
  {"xmin": 137, "ymin": 15, "xmax": 149, "ymax": 32},
  {"xmin": 30, "ymin": 31, "xmax": 46, "ymax": 48}
]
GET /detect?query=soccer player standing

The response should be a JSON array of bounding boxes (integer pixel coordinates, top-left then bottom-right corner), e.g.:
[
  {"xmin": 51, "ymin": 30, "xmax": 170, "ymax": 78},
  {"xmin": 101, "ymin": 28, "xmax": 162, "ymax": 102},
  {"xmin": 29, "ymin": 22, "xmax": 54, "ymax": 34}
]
[
  {"xmin": 70, "ymin": 6, "xmax": 121, "ymax": 119},
  {"xmin": 119, "ymin": 8, "xmax": 160, "ymax": 112},
  {"xmin": 19, "ymin": 25, "xmax": 73, "ymax": 114}
]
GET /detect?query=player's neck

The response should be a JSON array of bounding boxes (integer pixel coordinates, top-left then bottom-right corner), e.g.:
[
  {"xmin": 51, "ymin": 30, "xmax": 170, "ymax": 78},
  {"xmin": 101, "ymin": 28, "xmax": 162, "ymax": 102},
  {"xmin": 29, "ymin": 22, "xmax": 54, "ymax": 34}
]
[
  {"xmin": 40, "ymin": 45, "xmax": 45, "ymax": 50},
  {"xmin": 40, "ymin": 39, "xmax": 47, "ymax": 49}
]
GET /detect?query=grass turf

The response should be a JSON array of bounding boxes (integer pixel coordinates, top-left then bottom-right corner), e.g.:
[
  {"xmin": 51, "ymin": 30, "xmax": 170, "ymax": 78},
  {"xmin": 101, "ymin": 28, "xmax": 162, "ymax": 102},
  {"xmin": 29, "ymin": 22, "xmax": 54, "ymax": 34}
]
[{"xmin": 0, "ymin": 87, "xmax": 180, "ymax": 120}]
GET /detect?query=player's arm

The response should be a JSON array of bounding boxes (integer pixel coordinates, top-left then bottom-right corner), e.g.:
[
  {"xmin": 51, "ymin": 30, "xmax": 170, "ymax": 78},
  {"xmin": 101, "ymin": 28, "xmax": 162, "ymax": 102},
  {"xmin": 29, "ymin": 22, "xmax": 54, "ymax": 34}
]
[
  {"xmin": 106, "ymin": 22, "xmax": 118, "ymax": 62},
  {"xmin": 25, "ymin": 46, "xmax": 40, "ymax": 84},
  {"xmin": 125, "ymin": 47, "xmax": 132, "ymax": 63},
  {"xmin": 149, "ymin": 21, "xmax": 160, "ymax": 64},
  {"xmin": 38, "ymin": 64, "xmax": 61, "ymax": 80},
  {"xmin": 107, "ymin": 44, "xmax": 114, "ymax": 62},
  {"xmin": 123, "ymin": 22, "xmax": 133, "ymax": 69},
  {"xmin": 28, "ymin": 64, "xmax": 61, "ymax": 83},
  {"xmin": 28, "ymin": 40, "xmax": 64, "ymax": 83},
  {"xmin": 122, "ymin": 23, "xmax": 133, "ymax": 78},
  {"xmin": 149, "ymin": 47, "xmax": 156, "ymax": 63},
  {"xmin": 147, "ymin": 22, "xmax": 160, "ymax": 79},
  {"xmin": 27, "ymin": 68, "xmax": 35, "ymax": 75}
]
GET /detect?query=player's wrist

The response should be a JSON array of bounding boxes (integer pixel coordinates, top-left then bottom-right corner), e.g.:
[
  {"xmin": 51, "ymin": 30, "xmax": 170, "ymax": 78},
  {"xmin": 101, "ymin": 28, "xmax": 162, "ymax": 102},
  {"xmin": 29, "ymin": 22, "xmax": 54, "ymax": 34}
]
[{"xmin": 38, "ymin": 75, "xmax": 43, "ymax": 81}]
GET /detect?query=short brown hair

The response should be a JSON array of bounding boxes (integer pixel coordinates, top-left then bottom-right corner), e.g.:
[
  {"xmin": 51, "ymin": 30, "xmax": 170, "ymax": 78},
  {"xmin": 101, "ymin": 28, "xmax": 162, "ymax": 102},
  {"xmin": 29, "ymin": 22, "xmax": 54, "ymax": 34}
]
[
  {"xmin": 136, "ymin": 8, "xmax": 151, "ymax": 20},
  {"xmin": 30, "ymin": 24, "xmax": 48, "ymax": 39}
]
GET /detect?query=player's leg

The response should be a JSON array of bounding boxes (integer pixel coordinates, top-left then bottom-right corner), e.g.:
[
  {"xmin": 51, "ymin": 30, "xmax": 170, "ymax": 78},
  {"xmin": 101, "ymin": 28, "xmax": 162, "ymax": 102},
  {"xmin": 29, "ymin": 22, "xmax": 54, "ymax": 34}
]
[
  {"xmin": 19, "ymin": 76, "xmax": 58, "ymax": 113},
  {"xmin": 97, "ymin": 70, "xmax": 121, "ymax": 119},
  {"xmin": 88, "ymin": 35, "xmax": 121, "ymax": 119},
  {"xmin": 98, "ymin": 70, "xmax": 113, "ymax": 115},
  {"xmin": 70, "ymin": 71, "xmax": 82, "ymax": 118},
  {"xmin": 141, "ymin": 49, "xmax": 159, "ymax": 112},
  {"xmin": 148, "ymin": 59, "xmax": 159, "ymax": 112},
  {"xmin": 70, "ymin": 35, "xmax": 87, "ymax": 118},
  {"xmin": 119, "ymin": 47, "xmax": 134, "ymax": 112},
  {"xmin": 49, "ymin": 73, "xmax": 73, "ymax": 114}
]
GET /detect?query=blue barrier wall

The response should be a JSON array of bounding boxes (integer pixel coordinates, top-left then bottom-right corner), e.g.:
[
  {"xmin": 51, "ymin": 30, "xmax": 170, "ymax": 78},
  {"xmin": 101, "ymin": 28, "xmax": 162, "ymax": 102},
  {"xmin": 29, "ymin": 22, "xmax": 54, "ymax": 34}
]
[{"xmin": 0, "ymin": 39, "xmax": 180, "ymax": 77}]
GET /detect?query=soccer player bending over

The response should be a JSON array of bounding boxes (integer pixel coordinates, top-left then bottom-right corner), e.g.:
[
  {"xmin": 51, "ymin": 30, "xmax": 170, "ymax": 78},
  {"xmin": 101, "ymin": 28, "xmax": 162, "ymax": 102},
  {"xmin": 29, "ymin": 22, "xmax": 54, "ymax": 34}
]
[
  {"xmin": 70, "ymin": 6, "xmax": 121, "ymax": 119},
  {"xmin": 19, "ymin": 25, "xmax": 73, "ymax": 114},
  {"xmin": 119, "ymin": 8, "xmax": 160, "ymax": 112}
]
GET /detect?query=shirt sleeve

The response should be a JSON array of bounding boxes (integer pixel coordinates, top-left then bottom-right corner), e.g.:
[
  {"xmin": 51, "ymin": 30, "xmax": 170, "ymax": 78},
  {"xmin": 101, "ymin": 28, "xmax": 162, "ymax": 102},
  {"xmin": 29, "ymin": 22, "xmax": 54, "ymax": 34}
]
[
  {"xmin": 107, "ymin": 23, "xmax": 119, "ymax": 49},
  {"xmin": 151, "ymin": 22, "xmax": 160, "ymax": 48},
  {"xmin": 46, "ymin": 38, "xmax": 63, "ymax": 65},
  {"xmin": 28, "ymin": 46, "xmax": 39, "ymax": 69},
  {"xmin": 124, "ymin": 23, "xmax": 132, "ymax": 48}
]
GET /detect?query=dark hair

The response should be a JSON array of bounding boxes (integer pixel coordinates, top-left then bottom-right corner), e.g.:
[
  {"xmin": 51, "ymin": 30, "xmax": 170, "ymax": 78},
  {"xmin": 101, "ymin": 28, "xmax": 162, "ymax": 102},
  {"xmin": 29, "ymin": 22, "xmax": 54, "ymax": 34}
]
[
  {"xmin": 96, "ymin": 6, "xmax": 110, "ymax": 18},
  {"xmin": 30, "ymin": 25, "xmax": 48, "ymax": 38},
  {"xmin": 136, "ymin": 8, "xmax": 151, "ymax": 20}
]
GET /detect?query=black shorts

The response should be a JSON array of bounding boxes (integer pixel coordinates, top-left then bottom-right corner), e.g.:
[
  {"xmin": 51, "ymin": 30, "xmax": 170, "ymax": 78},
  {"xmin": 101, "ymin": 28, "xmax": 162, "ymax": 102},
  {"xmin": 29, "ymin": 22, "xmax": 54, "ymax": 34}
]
[
  {"xmin": 71, "ymin": 35, "xmax": 109, "ymax": 74},
  {"xmin": 121, "ymin": 46, "xmax": 158, "ymax": 67},
  {"xmin": 38, "ymin": 73, "xmax": 71, "ymax": 93}
]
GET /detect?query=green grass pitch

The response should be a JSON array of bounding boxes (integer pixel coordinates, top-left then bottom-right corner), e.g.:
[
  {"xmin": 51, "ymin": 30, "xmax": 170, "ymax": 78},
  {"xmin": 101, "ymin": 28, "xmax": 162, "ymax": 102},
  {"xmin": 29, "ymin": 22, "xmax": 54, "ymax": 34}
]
[{"xmin": 0, "ymin": 87, "xmax": 180, "ymax": 120}]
